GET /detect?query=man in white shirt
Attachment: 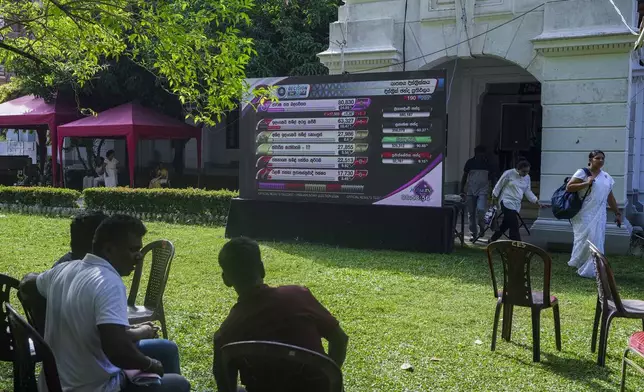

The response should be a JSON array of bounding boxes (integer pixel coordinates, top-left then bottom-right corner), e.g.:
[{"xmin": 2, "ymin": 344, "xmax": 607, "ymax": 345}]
[
  {"xmin": 20, "ymin": 215, "xmax": 190, "ymax": 392},
  {"xmin": 489, "ymin": 160, "xmax": 540, "ymax": 242}
]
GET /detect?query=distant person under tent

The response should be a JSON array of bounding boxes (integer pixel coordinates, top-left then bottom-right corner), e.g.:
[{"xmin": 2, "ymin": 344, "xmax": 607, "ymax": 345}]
[
  {"xmin": 149, "ymin": 164, "xmax": 169, "ymax": 189},
  {"xmin": 105, "ymin": 149, "xmax": 119, "ymax": 187}
]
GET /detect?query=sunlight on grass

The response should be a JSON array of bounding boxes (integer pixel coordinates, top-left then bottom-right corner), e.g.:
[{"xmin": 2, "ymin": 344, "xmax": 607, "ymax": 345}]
[{"xmin": 1, "ymin": 213, "xmax": 644, "ymax": 391}]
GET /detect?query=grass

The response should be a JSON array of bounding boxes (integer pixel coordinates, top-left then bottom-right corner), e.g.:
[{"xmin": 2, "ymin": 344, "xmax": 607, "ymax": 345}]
[{"xmin": 0, "ymin": 213, "xmax": 644, "ymax": 391}]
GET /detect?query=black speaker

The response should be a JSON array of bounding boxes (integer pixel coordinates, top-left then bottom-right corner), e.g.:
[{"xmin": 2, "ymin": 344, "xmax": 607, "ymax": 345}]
[{"xmin": 500, "ymin": 104, "xmax": 532, "ymax": 151}]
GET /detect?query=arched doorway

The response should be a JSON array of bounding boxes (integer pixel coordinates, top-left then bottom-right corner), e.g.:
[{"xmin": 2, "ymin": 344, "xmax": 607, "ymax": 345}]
[
  {"xmin": 424, "ymin": 56, "xmax": 542, "ymax": 219},
  {"xmin": 423, "ymin": 57, "xmax": 542, "ymax": 219}
]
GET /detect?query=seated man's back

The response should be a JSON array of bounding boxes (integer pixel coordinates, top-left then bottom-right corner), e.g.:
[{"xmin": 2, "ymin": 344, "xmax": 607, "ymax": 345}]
[
  {"xmin": 215, "ymin": 285, "xmax": 336, "ymax": 354},
  {"xmin": 39, "ymin": 257, "xmax": 128, "ymax": 391},
  {"xmin": 213, "ymin": 238, "xmax": 348, "ymax": 392}
]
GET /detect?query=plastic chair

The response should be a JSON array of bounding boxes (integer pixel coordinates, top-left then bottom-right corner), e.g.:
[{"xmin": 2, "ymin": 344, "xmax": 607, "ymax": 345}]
[
  {"xmin": 6, "ymin": 304, "xmax": 62, "ymax": 392},
  {"xmin": 588, "ymin": 241, "xmax": 644, "ymax": 367},
  {"xmin": 221, "ymin": 341, "xmax": 343, "ymax": 392},
  {"xmin": 487, "ymin": 240, "xmax": 562, "ymax": 362},
  {"xmin": 0, "ymin": 274, "xmax": 22, "ymax": 390},
  {"xmin": 127, "ymin": 240, "xmax": 175, "ymax": 339},
  {"xmin": 17, "ymin": 289, "xmax": 46, "ymax": 338}
]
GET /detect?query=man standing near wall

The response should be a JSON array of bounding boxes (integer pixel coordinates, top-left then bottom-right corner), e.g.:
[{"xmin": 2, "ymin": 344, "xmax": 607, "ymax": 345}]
[{"xmin": 460, "ymin": 145, "xmax": 497, "ymax": 242}]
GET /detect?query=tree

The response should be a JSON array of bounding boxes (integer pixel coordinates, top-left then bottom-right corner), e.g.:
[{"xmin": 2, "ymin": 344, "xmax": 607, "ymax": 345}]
[
  {"xmin": 244, "ymin": 0, "xmax": 340, "ymax": 78},
  {"xmin": 0, "ymin": 0, "xmax": 256, "ymax": 125}
]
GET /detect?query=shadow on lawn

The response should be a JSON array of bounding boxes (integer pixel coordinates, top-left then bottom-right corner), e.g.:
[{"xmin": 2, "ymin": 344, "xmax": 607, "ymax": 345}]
[
  {"xmin": 267, "ymin": 241, "xmax": 644, "ymax": 297},
  {"xmin": 499, "ymin": 341, "xmax": 614, "ymax": 391}
]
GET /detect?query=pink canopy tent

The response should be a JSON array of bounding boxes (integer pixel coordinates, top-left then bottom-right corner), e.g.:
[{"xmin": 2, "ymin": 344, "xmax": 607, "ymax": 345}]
[
  {"xmin": 0, "ymin": 95, "xmax": 80, "ymax": 185},
  {"xmin": 57, "ymin": 102, "xmax": 202, "ymax": 187}
]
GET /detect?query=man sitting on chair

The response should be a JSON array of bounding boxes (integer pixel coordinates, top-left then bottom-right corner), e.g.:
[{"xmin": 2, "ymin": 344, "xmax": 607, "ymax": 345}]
[
  {"xmin": 54, "ymin": 211, "xmax": 108, "ymax": 267},
  {"xmin": 213, "ymin": 237, "xmax": 349, "ymax": 392},
  {"xmin": 20, "ymin": 215, "xmax": 190, "ymax": 392}
]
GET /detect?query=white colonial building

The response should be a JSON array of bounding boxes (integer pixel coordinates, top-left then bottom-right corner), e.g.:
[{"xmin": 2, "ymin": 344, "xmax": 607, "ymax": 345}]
[{"xmin": 314, "ymin": 0, "xmax": 642, "ymax": 253}]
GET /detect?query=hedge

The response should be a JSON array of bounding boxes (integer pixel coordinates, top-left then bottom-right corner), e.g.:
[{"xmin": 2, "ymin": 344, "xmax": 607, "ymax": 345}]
[
  {"xmin": 0, "ymin": 186, "xmax": 81, "ymax": 208},
  {"xmin": 83, "ymin": 187, "xmax": 238, "ymax": 218}
]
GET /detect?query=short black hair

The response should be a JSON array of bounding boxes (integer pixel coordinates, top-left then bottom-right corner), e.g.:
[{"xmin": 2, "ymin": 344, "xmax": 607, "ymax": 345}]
[
  {"xmin": 516, "ymin": 160, "xmax": 531, "ymax": 171},
  {"xmin": 474, "ymin": 145, "xmax": 486, "ymax": 154},
  {"xmin": 106, "ymin": 150, "xmax": 115, "ymax": 157},
  {"xmin": 92, "ymin": 214, "xmax": 147, "ymax": 254},
  {"xmin": 70, "ymin": 212, "xmax": 108, "ymax": 257},
  {"xmin": 219, "ymin": 237, "xmax": 263, "ymax": 285}
]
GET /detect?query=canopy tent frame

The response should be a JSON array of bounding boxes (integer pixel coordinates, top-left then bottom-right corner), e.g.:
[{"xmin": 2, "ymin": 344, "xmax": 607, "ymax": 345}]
[
  {"xmin": 0, "ymin": 95, "xmax": 80, "ymax": 185},
  {"xmin": 57, "ymin": 102, "xmax": 202, "ymax": 188}
]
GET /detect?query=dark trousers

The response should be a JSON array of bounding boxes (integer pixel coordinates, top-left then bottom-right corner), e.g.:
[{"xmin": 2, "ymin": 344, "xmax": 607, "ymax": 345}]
[{"xmin": 490, "ymin": 202, "xmax": 521, "ymax": 242}]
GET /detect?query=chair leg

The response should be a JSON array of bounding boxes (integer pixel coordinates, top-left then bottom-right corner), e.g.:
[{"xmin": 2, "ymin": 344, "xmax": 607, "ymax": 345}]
[
  {"xmin": 159, "ymin": 308, "xmax": 168, "ymax": 340},
  {"xmin": 492, "ymin": 300, "xmax": 502, "ymax": 351},
  {"xmin": 597, "ymin": 311, "xmax": 614, "ymax": 367},
  {"xmin": 591, "ymin": 298, "xmax": 602, "ymax": 353},
  {"xmin": 12, "ymin": 360, "xmax": 20, "ymax": 392},
  {"xmin": 504, "ymin": 305, "xmax": 514, "ymax": 342},
  {"xmin": 621, "ymin": 348, "xmax": 629, "ymax": 392},
  {"xmin": 531, "ymin": 307, "xmax": 541, "ymax": 362},
  {"xmin": 553, "ymin": 304, "xmax": 562, "ymax": 351}
]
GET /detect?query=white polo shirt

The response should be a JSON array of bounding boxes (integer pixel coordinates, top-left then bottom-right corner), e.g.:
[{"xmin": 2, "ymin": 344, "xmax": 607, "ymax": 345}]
[{"xmin": 37, "ymin": 254, "xmax": 130, "ymax": 392}]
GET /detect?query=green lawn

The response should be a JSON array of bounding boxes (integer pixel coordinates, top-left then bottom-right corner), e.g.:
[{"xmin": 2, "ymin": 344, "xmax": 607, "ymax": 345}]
[{"xmin": 1, "ymin": 213, "xmax": 644, "ymax": 391}]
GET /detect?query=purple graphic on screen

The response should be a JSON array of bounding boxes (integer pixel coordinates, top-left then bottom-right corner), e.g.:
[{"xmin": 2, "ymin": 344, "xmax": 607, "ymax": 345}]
[{"xmin": 412, "ymin": 180, "xmax": 433, "ymax": 202}]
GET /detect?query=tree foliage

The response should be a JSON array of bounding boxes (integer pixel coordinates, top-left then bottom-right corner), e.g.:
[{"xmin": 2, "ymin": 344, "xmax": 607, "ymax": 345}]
[
  {"xmin": 244, "ymin": 0, "xmax": 340, "ymax": 78},
  {"xmin": 0, "ymin": 0, "xmax": 256, "ymax": 125}
]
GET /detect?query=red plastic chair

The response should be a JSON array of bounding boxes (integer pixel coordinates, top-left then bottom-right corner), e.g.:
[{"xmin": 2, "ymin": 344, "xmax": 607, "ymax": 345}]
[
  {"xmin": 588, "ymin": 241, "xmax": 644, "ymax": 367},
  {"xmin": 487, "ymin": 240, "xmax": 562, "ymax": 362},
  {"xmin": 621, "ymin": 332, "xmax": 644, "ymax": 391}
]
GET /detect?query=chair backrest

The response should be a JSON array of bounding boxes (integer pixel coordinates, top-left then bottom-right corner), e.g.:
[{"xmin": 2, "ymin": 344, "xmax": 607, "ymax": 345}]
[
  {"xmin": 0, "ymin": 274, "xmax": 20, "ymax": 362},
  {"xmin": 127, "ymin": 240, "xmax": 175, "ymax": 308},
  {"xmin": 17, "ymin": 289, "xmax": 46, "ymax": 338},
  {"xmin": 486, "ymin": 240, "xmax": 553, "ymax": 307},
  {"xmin": 221, "ymin": 341, "xmax": 343, "ymax": 392},
  {"xmin": 6, "ymin": 304, "xmax": 62, "ymax": 392},
  {"xmin": 587, "ymin": 240, "xmax": 625, "ymax": 313}
]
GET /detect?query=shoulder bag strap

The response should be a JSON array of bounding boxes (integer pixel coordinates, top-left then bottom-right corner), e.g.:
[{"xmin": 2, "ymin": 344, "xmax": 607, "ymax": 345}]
[{"xmin": 580, "ymin": 167, "xmax": 593, "ymax": 202}]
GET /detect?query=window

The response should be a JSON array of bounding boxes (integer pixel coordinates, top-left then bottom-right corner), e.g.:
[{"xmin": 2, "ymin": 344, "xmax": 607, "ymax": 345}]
[{"xmin": 225, "ymin": 104, "xmax": 240, "ymax": 150}]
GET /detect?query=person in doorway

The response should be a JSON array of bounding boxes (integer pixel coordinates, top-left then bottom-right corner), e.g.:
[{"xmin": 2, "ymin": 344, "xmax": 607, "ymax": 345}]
[
  {"xmin": 489, "ymin": 159, "xmax": 540, "ymax": 242},
  {"xmin": 460, "ymin": 145, "xmax": 496, "ymax": 241},
  {"xmin": 213, "ymin": 237, "xmax": 349, "ymax": 392},
  {"xmin": 20, "ymin": 215, "xmax": 190, "ymax": 392},
  {"xmin": 149, "ymin": 163, "xmax": 169, "ymax": 189},
  {"xmin": 566, "ymin": 150, "xmax": 622, "ymax": 278},
  {"xmin": 104, "ymin": 149, "xmax": 119, "ymax": 187}
]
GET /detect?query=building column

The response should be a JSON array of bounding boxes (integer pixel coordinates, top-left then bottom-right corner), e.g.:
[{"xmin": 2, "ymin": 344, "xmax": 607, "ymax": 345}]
[{"xmin": 529, "ymin": 35, "xmax": 634, "ymax": 254}]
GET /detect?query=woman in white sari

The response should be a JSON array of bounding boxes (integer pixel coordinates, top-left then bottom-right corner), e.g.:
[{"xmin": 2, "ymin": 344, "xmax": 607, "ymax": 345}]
[
  {"xmin": 104, "ymin": 149, "xmax": 119, "ymax": 188},
  {"xmin": 567, "ymin": 150, "xmax": 622, "ymax": 278}
]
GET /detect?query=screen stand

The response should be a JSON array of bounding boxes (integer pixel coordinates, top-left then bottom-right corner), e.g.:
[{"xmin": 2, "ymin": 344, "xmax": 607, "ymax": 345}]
[{"xmin": 225, "ymin": 198, "xmax": 456, "ymax": 253}]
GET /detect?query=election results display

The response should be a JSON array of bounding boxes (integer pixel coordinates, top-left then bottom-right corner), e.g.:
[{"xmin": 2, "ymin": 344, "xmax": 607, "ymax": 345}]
[{"xmin": 238, "ymin": 71, "xmax": 446, "ymax": 207}]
